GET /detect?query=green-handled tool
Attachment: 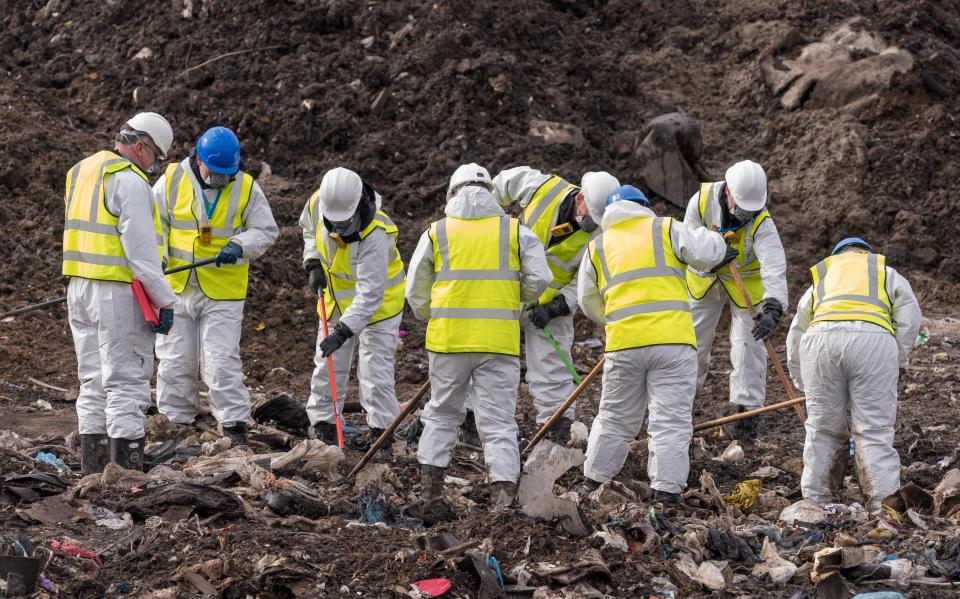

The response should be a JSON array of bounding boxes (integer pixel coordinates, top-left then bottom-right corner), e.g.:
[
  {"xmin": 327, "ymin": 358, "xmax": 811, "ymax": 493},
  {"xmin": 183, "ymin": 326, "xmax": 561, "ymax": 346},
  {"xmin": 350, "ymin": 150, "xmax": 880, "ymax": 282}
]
[{"xmin": 543, "ymin": 326, "xmax": 582, "ymax": 385}]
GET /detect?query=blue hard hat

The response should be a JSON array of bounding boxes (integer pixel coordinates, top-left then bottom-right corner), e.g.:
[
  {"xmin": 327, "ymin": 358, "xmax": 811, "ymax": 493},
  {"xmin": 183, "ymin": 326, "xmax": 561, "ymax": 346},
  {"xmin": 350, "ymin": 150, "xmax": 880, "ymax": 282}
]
[
  {"xmin": 605, "ymin": 184, "xmax": 650, "ymax": 207},
  {"xmin": 831, "ymin": 237, "xmax": 875, "ymax": 256},
  {"xmin": 196, "ymin": 126, "xmax": 241, "ymax": 175}
]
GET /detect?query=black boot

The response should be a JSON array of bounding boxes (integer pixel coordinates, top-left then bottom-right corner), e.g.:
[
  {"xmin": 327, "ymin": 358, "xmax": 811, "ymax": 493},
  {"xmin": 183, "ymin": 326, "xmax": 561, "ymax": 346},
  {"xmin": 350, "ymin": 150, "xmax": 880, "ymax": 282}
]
[
  {"xmin": 110, "ymin": 437, "xmax": 145, "ymax": 471},
  {"xmin": 349, "ymin": 427, "xmax": 393, "ymax": 453},
  {"xmin": 310, "ymin": 421, "xmax": 339, "ymax": 444},
  {"xmin": 547, "ymin": 418, "xmax": 573, "ymax": 444},
  {"xmin": 490, "ymin": 481, "xmax": 517, "ymax": 511},
  {"xmin": 574, "ymin": 477, "xmax": 602, "ymax": 496},
  {"xmin": 653, "ymin": 489, "xmax": 681, "ymax": 508},
  {"xmin": 406, "ymin": 465, "xmax": 449, "ymax": 524},
  {"xmin": 80, "ymin": 434, "xmax": 110, "ymax": 475},
  {"xmin": 222, "ymin": 422, "xmax": 248, "ymax": 446},
  {"xmin": 734, "ymin": 406, "xmax": 758, "ymax": 448}
]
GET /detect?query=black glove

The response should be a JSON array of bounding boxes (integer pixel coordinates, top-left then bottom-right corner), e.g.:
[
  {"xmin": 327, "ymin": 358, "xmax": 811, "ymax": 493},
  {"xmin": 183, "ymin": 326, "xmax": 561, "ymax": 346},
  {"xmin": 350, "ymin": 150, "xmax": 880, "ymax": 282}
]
[
  {"xmin": 151, "ymin": 307, "xmax": 175, "ymax": 335},
  {"xmin": 710, "ymin": 243, "xmax": 739, "ymax": 273},
  {"xmin": 751, "ymin": 298, "xmax": 783, "ymax": 341},
  {"xmin": 215, "ymin": 241, "xmax": 243, "ymax": 266},
  {"xmin": 525, "ymin": 296, "xmax": 571, "ymax": 329},
  {"xmin": 305, "ymin": 259, "xmax": 327, "ymax": 293},
  {"xmin": 320, "ymin": 322, "xmax": 354, "ymax": 358}
]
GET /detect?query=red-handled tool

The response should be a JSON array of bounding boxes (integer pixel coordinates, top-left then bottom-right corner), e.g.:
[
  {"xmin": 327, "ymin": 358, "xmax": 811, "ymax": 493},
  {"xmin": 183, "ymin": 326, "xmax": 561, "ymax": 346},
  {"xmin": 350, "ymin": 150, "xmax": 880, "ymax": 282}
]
[
  {"xmin": 131, "ymin": 279, "xmax": 160, "ymax": 325},
  {"xmin": 319, "ymin": 294, "xmax": 345, "ymax": 448}
]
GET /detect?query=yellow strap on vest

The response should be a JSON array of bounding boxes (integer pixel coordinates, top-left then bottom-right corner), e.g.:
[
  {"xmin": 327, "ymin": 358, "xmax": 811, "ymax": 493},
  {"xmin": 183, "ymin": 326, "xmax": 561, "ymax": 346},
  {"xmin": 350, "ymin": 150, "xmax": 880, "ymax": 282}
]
[{"xmin": 810, "ymin": 252, "xmax": 894, "ymax": 334}]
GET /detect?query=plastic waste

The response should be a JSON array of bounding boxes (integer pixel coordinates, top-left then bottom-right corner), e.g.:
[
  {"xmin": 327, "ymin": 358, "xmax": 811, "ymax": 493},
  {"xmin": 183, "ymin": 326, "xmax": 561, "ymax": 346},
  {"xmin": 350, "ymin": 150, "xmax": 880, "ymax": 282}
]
[
  {"xmin": 35, "ymin": 452, "xmax": 71, "ymax": 476},
  {"xmin": 722, "ymin": 479, "xmax": 762, "ymax": 510},
  {"xmin": 411, "ymin": 579, "xmax": 451, "ymax": 597}
]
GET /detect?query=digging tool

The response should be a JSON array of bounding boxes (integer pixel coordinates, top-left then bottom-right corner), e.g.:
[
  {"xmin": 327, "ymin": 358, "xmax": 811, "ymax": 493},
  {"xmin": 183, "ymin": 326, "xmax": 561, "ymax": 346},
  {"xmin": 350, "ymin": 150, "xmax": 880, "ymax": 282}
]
[
  {"xmin": 693, "ymin": 395, "xmax": 806, "ymax": 432},
  {"xmin": 347, "ymin": 378, "xmax": 431, "ymax": 478},
  {"xmin": 0, "ymin": 258, "xmax": 220, "ymax": 320},
  {"xmin": 523, "ymin": 357, "xmax": 605, "ymax": 455},
  {"xmin": 724, "ymin": 260, "xmax": 806, "ymax": 424},
  {"xmin": 318, "ymin": 294, "xmax": 346, "ymax": 449},
  {"xmin": 543, "ymin": 326, "xmax": 582, "ymax": 385}
]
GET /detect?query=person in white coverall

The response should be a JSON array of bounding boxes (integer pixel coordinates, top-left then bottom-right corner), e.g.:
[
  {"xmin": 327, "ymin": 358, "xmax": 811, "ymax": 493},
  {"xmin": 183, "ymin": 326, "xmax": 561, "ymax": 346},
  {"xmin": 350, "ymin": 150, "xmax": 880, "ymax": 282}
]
[
  {"xmin": 405, "ymin": 163, "xmax": 551, "ymax": 516},
  {"xmin": 152, "ymin": 127, "xmax": 278, "ymax": 446},
  {"xmin": 787, "ymin": 237, "xmax": 921, "ymax": 510},
  {"xmin": 491, "ymin": 167, "xmax": 620, "ymax": 442},
  {"xmin": 683, "ymin": 160, "xmax": 788, "ymax": 445},
  {"xmin": 63, "ymin": 112, "xmax": 178, "ymax": 473},
  {"xmin": 300, "ymin": 167, "xmax": 406, "ymax": 449},
  {"xmin": 577, "ymin": 185, "xmax": 728, "ymax": 504}
]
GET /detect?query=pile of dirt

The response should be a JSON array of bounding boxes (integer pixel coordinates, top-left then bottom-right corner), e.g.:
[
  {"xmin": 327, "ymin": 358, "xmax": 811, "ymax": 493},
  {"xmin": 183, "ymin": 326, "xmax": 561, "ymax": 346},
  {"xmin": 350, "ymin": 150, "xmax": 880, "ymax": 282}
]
[{"xmin": 1, "ymin": 0, "xmax": 960, "ymax": 594}]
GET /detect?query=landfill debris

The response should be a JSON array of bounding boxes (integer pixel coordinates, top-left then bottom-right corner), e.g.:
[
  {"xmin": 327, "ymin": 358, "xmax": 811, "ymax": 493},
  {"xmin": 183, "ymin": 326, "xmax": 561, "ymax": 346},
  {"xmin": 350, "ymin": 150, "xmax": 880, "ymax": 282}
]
[
  {"xmin": 716, "ymin": 440, "xmax": 745, "ymax": 464},
  {"xmin": 270, "ymin": 439, "xmax": 344, "ymax": 478},
  {"xmin": 722, "ymin": 479, "xmax": 762, "ymax": 509},
  {"xmin": 34, "ymin": 451, "xmax": 71, "ymax": 476},
  {"xmin": 933, "ymin": 468, "xmax": 960, "ymax": 517},
  {"xmin": 200, "ymin": 436, "xmax": 232, "ymax": 456},
  {"xmin": 705, "ymin": 528, "xmax": 754, "ymax": 562},
  {"xmin": 517, "ymin": 441, "xmax": 592, "ymax": 536},
  {"xmin": 252, "ymin": 391, "xmax": 309, "ymax": 433},
  {"xmin": 749, "ymin": 465, "xmax": 784, "ymax": 479},
  {"xmin": 121, "ymin": 482, "xmax": 245, "ymax": 519},
  {"xmin": 35, "ymin": 399, "xmax": 53, "ymax": 411},
  {"xmin": 528, "ymin": 549, "xmax": 612, "ymax": 585},
  {"xmin": 528, "ymin": 119, "xmax": 584, "ymax": 146},
  {"xmin": 91, "ymin": 506, "xmax": 133, "ymax": 530},
  {"xmin": 0, "ymin": 555, "xmax": 39, "ymax": 596},
  {"xmin": 751, "ymin": 538, "xmax": 798, "ymax": 584},
  {"xmin": 21, "ymin": 494, "xmax": 89, "ymax": 526},
  {"xmin": 780, "ymin": 499, "xmax": 827, "ymax": 525},
  {"xmin": 569, "ymin": 421, "xmax": 589, "ymax": 446},
  {"xmin": 0, "ymin": 430, "xmax": 34, "ymax": 451},
  {"xmin": 411, "ymin": 578, "xmax": 452, "ymax": 597},
  {"xmin": 591, "ymin": 526, "xmax": 629, "ymax": 552}
]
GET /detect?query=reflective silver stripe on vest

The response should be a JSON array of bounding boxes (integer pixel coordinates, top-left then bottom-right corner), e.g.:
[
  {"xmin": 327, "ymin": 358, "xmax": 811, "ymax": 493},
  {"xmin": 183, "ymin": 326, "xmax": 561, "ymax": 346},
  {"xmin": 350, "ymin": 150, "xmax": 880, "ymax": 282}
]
[
  {"xmin": 62, "ymin": 250, "xmax": 129, "ymax": 268},
  {"xmin": 216, "ymin": 178, "xmax": 244, "ymax": 238},
  {"xmin": 819, "ymin": 293, "xmax": 890, "ymax": 311},
  {"xmin": 430, "ymin": 307, "xmax": 519, "ymax": 320},
  {"xmin": 90, "ymin": 158, "xmax": 129, "ymax": 222},
  {"xmin": 597, "ymin": 218, "xmax": 683, "ymax": 294},
  {"xmin": 435, "ymin": 216, "xmax": 517, "ymax": 280},
  {"xmin": 64, "ymin": 219, "xmax": 118, "ymax": 236},
  {"xmin": 605, "ymin": 300, "xmax": 691, "ymax": 323},
  {"xmin": 375, "ymin": 213, "xmax": 396, "ymax": 229},
  {"xmin": 815, "ymin": 310, "xmax": 891, "ymax": 320},
  {"xmin": 167, "ymin": 166, "xmax": 195, "ymax": 230},
  {"xmin": 334, "ymin": 271, "xmax": 404, "ymax": 300},
  {"xmin": 523, "ymin": 178, "xmax": 570, "ymax": 228},
  {"xmin": 168, "ymin": 247, "xmax": 193, "ymax": 262}
]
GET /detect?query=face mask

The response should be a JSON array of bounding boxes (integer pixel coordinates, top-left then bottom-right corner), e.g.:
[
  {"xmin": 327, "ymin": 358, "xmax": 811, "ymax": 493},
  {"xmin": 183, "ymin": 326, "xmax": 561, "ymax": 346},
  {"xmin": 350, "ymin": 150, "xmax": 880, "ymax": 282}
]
[
  {"xmin": 330, "ymin": 213, "xmax": 361, "ymax": 237},
  {"xmin": 145, "ymin": 159, "xmax": 163, "ymax": 176},
  {"xmin": 731, "ymin": 205, "xmax": 756, "ymax": 223},
  {"xmin": 576, "ymin": 214, "xmax": 599, "ymax": 233},
  {"xmin": 203, "ymin": 172, "xmax": 231, "ymax": 189}
]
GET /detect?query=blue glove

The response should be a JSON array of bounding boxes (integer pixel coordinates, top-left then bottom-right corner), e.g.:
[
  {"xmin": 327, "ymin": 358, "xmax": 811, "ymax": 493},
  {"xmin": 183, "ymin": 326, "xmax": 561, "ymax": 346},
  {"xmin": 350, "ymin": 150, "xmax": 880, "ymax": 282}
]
[
  {"xmin": 151, "ymin": 308, "xmax": 174, "ymax": 335},
  {"xmin": 215, "ymin": 241, "xmax": 243, "ymax": 266}
]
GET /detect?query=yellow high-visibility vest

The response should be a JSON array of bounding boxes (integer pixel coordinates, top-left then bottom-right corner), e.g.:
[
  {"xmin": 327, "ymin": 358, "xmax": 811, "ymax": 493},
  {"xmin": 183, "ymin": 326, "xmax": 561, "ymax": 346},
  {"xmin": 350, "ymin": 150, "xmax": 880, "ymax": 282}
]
[
  {"xmin": 426, "ymin": 215, "xmax": 521, "ymax": 355},
  {"xmin": 62, "ymin": 150, "xmax": 163, "ymax": 282},
  {"xmin": 163, "ymin": 162, "xmax": 253, "ymax": 301},
  {"xmin": 307, "ymin": 192, "xmax": 406, "ymax": 324},
  {"xmin": 810, "ymin": 251, "xmax": 894, "ymax": 334},
  {"xmin": 589, "ymin": 216, "xmax": 696, "ymax": 352},
  {"xmin": 521, "ymin": 175, "xmax": 589, "ymax": 304},
  {"xmin": 685, "ymin": 182, "xmax": 770, "ymax": 307}
]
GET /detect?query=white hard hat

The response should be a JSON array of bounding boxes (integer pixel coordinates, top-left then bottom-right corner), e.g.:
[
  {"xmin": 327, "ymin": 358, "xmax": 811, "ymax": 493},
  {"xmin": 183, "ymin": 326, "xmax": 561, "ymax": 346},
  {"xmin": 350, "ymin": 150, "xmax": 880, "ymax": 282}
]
[
  {"xmin": 449, "ymin": 163, "xmax": 493, "ymax": 194},
  {"xmin": 125, "ymin": 112, "xmax": 173, "ymax": 159},
  {"xmin": 581, "ymin": 171, "xmax": 621, "ymax": 222},
  {"xmin": 724, "ymin": 160, "xmax": 767, "ymax": 211},
  {"xmin": 319, "ymin": 167, "xmax": 363, "ymax": 222}
]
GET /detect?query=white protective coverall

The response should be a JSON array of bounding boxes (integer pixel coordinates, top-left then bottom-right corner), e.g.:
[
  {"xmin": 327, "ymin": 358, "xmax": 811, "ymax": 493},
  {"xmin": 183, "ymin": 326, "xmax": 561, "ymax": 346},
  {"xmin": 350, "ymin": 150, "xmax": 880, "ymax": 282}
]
[
  {"xmin": 492, "ymin": 166, "xmax": 585, "ymax": 423},
  {"xmin": 787, "ymin": 264, "xmax": 921, "ymax": 509},
  {"xmin": 578, "ymin": 201, "xmax": 725, "ymax": 492},
  {"xmin": 152, "ymin": 159, "xmax": 279, "ymax": 426},
  {"xmin": 300, "ymin": 193, "xmax": 402, "ymax": 429},
  {"xmin": 684, "ymin": 182, "xmax": 788, "ymax": 409},
  {"xmin": 71, "ymin": 168, "xmax": 178, "ymax": 439},
  {"xmin": 406, "ymin": 186, "xmax": 551, "ymax": 482}
]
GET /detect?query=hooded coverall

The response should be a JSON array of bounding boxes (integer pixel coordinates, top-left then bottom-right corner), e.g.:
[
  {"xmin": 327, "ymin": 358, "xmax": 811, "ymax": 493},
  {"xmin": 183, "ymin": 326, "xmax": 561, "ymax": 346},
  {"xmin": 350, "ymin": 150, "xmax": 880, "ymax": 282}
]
[
  {"xmin": 406, "ymin": 186, "xmax": 551, "ymax": 483},
  {"xmin": 683, "ymin": 181, "xmax": 788, "ymax": 409},
  {"xmin": 787, "ymin": 252, "xmax": 921, "ymax": 509},
  {"xmin": 300, "ymin": 192, "xmax": 405, "ymax": 430},
  {"xmin": 65, "ymin": 151, "xmax": 177, "ymax": 440},
  {"xmin": 152, "ymin": 157, "xmax": 278, "ymax": 427},
  {"xmin": 492, "ymin": 166, "xmax": 588, "ymax": 424},
  {"xmin": 578, "ymin": 201, "xmax": 725, "ymax": 492}
]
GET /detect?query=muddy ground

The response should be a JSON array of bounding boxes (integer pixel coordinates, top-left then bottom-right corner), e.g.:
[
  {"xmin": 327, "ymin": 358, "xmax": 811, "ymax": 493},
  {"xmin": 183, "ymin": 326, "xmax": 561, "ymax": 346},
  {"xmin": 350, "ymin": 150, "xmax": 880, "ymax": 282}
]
[{"xmin": 1, "ymin": 0, "xmax": 960, "ymax": 597}]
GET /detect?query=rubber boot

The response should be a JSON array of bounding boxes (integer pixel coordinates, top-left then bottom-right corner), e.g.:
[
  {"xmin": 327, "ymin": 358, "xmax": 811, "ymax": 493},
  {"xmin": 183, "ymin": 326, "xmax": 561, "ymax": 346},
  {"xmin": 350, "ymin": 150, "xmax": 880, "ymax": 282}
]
[
  {"xmin": 222, "ymin": 422, "xmax": 248, "ymax": 446},
  {"xmin": 489, "ymin": 481, "xmax": 517, "ymax": 511},
  {"xmin": 547, "ymin": 418, "xmax": 573, "ymax": 445},
  {"xmin": 734, "ymin": 406, "xmax": 758, "ymax": 448},
  {"xmin": 349, "ymin": 427, "xmax": 393, "ymax": 453},
  {"xmin": 574, "ymin": 477, "xmax": 602, "ymax": 496},
  {"xmin": 310, "ymin": 421, "xmax": 339, "ymax": 445},
  {"xmin": 653, "ymin": 489, "xmax": 681, "ymax": 508},
  {"xmin": 80, "ymin": 434, "xmax": 110, "ymax": 475},
  {"xmin": 110, "ymin": 437, "xmax": 145, "ymax": 472},
  {"xmin": 406, "ymin": 465, "xmax": 449, "ymax": 524}
]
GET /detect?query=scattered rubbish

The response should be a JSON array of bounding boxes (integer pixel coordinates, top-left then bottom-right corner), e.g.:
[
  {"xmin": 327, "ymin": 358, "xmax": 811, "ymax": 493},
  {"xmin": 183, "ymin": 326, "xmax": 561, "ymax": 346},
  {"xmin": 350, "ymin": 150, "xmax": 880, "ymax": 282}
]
[
  {"xmin": 122, "ymin": 482, "xmax": 245, "ymax": 519},
  {"xmin": 411, "ymin": 578, "xmax": 451, "ymax": 597},
  {"xmin": 252, "ymin": 392, "xmax": 309, "ymax": 433},
  {"xmin": 517, "ymin": 441, "xmax": 591, "ymax": 536},
  {"xmin": 0, "ymin": 555, "xmax": 39, "ymax": 596},
  {"xmin": 35, "ymin": 451, "xmax": 71, "ymax": 476},
  {"xmin": 780, "ymin": 499, "xmax": 827, "ymax": 525},
  {"xmin": 722, "ymin": 479, "xmax": 762, "ymax": 510},
  {"xmin": 270, "ymin": 439, "xmax": 344, "ymax": 478},
  {"xmin": 528, "ymin": 549, "xmax": 612, "ymax": 584},
  {"xmin": 592, "ymin": 526, "xmax": 629, "ymax": 552},
  {"xmin": 200, "ymin": 436, "xmax": 232, "ymax": 456},
  {"xmin": 573, "ymin": 337, "xmax": 603, "ymax": 349},
  {"xmin": 569, "ymin": 421, "xmax": 589, "ymax": 446},
  {"xmin": 706, "ymin": 528, "xmax": 754, "ymax": 562},
  {"xmin": 0, "ymin": 430, "xmax": 34, "ymax": 451},
  {"xmin": 751, "ymin": 538, "xmax": 798, "ymax": 584},
  {"xmin": 92, "ymin": 506, "xmax": 133, "ymax": 530},
  {"xmin": 851, "ymin": 593, "xmax": 906, "ymax": 599},
  {"xmin": 650, "ymin": 576, "xmax": 678, "ymax": 598},
  {"xmin": 933, "ymin": 468, "xmax": 960, "ymax": 517},
  {"xmin": 21, "ymin": 494, "xmax": 89, "ymax": 526},
  {"xmin": 749, "ymin": 466, "xmax": 783, "ymax": 479},
  {"xmin": 49, "ymin": 538, "xmax": 102, "ymax": 566},
  {"xmin": 716, "ymin": 441, "xmax": 745, "ymax": 464},
  {"xmin": 35, "ymin": 399, "xmax": 53, "ymax": 411}
]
